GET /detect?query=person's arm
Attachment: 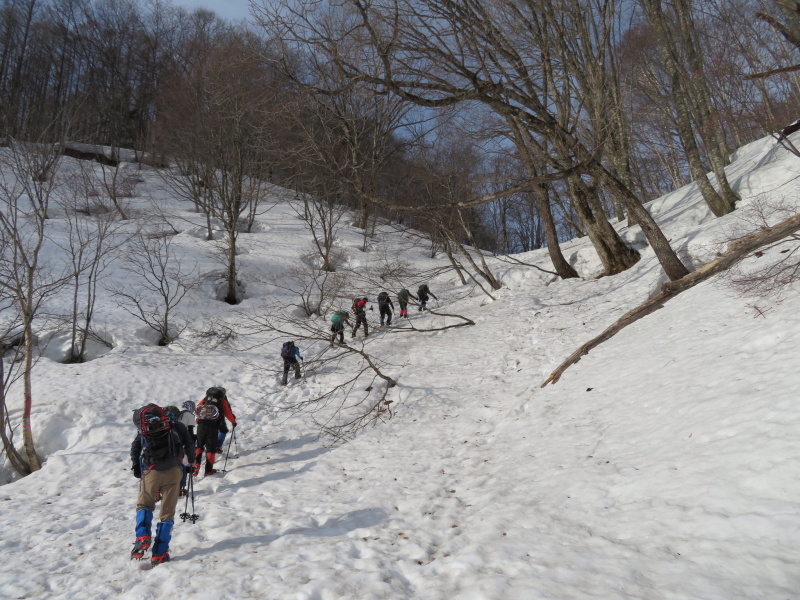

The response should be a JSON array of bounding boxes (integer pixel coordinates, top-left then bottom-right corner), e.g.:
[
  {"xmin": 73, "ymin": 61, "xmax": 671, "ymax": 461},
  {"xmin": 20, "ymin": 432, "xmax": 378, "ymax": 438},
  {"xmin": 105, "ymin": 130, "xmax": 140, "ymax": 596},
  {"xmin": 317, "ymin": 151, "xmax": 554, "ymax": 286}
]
[
  {"xmin": 178, "ymin": 422, "xmax": 195, "ymax": 461},
  {"xmin": 222, "ymin": 398, "xmax": 237, "ymax": 427},
  {"xmin": 130, "ymin": 434, "xmax": 142, "ymax": 477},
  {"xmin": 295, "ymin": 347, "xmax": 303, "ymax": 360},
  {"xmin": 430, "ymin": 291, "xmax": 438, "ymax": 300}
]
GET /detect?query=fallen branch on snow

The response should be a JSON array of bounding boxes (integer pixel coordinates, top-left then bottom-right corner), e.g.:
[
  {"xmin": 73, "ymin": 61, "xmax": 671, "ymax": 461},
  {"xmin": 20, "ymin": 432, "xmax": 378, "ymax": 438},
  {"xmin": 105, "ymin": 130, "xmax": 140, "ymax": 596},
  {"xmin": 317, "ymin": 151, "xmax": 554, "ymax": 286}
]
[{"xmin": 541, "ymin": 212, "xmax": 800, "ymax": 386}]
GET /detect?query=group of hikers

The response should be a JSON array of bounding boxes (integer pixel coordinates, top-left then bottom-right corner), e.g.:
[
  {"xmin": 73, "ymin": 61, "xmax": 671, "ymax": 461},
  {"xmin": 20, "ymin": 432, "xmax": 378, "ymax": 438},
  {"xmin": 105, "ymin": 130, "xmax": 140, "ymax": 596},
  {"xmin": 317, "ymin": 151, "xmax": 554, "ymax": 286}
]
[
  {"xmin": 328, "ymin": 283, "xmax": 437, "ymax": 347},
  {"xmin": 130, "ymin": 386, "xmax": 237, "ymax": 565},
  {"xmin": 129, "ymin": 283, "xmax": 439, "ymax": 565}
]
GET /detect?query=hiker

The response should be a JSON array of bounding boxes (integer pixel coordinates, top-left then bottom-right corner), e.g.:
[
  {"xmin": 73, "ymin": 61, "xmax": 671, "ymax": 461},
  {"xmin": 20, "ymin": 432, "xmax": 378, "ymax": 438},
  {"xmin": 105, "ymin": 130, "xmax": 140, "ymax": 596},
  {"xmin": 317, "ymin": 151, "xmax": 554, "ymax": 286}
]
[
  {"xmin": 397, "ymin": 288, "xmax": 417, "ymax": 319},
  {"xmin": 211, "ymin": 388, "xmax": 233, "ymax": 456},
  {"xmin": 280, "ymin": 340, "xmax": 303, "ymax": 386},
  {"xmin": 130, "ymin": 404, "xmax": 194, "ymax": 565},
  {"xmin": 165, "ymin": 406, "xmax": 192, "ymax": 498},
  {"xmin": 377, "ymin": 291, "xmax": 394, "ymax": 326},
  {"xmin": 417, "ymin": 283, "xmax": 438, "ymax": 312},
  {"xmin": 179, "ymin": 401, "xmax": 196, "ymax": 442},
  {"xmin": 352, "ymin": 296, "xmax": 369, "ymax": 338},
  {"xmin": 193, "ymin": 386, "xmax": 237, "ymax": 477},
  {"xmin": 330, "ymin": 310, "xmax": 350, "ymax": 346}
]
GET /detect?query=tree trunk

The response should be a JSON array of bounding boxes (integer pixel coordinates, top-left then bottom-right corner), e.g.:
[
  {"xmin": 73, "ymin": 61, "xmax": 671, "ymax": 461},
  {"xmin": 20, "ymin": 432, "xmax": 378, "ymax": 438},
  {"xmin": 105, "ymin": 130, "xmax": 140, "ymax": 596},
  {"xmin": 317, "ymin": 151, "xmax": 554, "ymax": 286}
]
[
  {"xmin": 534, "ymin": 183, "xmax": 579, "ymax": 279},
  {"xmin": 567, "ymin": 175, "xmax": 640, "ymax": 276},
  {"xmin": 22, "ymin": 297, "xmax": 41, "ymax": 471},
  {"xmin": 225, "ymin": 230, "xmax": 238, "ymax": 304},
  {"xmin": 589, "ymin": 159, "xmax": 691, "ymax": 281},
  {"xmin": 0, "ymin": 357, "xmax": 32, "ymax": 475}
]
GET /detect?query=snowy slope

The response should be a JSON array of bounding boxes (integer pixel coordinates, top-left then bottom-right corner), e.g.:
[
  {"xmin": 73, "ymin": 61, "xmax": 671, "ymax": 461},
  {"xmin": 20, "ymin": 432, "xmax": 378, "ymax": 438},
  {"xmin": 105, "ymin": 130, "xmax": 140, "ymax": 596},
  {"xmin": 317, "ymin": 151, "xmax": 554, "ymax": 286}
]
[{"xmin": 1, "ymin": 133, "xmax": 800, "ymax": 600}]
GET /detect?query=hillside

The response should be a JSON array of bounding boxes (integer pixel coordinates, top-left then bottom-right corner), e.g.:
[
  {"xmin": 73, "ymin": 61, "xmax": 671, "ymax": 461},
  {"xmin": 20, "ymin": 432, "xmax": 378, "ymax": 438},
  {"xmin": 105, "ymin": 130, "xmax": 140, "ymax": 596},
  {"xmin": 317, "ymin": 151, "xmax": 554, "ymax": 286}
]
[{"xmin": 1, "ymin": 132, "xmax": 799, "ymax": 599}]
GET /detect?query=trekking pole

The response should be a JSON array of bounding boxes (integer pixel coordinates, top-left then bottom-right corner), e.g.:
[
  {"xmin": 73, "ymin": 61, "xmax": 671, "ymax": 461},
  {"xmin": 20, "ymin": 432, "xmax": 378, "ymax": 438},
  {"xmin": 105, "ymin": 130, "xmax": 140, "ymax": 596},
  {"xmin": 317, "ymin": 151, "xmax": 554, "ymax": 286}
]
[
  {"xmin": 222, "ymin": 429, "xmax": 235, "ymax": 472},
  {"xmin": 233, "ymin": 428, "xmax": 239, "ymax": 458},
  {"xmin": 180, "ymin": 472, "xmax": 199, "ymax": 523}
]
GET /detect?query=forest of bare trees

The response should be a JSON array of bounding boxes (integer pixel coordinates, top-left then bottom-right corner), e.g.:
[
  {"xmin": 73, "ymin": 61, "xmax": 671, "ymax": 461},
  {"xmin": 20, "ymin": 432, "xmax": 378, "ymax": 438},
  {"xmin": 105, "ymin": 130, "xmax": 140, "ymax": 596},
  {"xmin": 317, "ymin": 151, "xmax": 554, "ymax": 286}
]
[{"xmin": 0, "ymin": 0, "xmax": 796, "ymax": 258}]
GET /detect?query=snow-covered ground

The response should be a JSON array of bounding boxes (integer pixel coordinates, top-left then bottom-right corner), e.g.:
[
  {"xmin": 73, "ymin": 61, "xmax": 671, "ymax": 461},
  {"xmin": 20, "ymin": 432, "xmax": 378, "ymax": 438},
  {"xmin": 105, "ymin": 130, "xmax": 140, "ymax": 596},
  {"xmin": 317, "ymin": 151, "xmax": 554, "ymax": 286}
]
[{"xmin": 1, "ymin": 133, "xmax": 800, "ymax": 600}]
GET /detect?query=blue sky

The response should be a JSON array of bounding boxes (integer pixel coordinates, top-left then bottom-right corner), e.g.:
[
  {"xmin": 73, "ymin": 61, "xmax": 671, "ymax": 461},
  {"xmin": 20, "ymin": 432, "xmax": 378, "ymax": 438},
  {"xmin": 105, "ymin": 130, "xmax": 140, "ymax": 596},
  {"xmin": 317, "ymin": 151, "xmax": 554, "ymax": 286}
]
[{"xmin": 174, "ymin": 0, "xmax": 254, "ymax": 21}]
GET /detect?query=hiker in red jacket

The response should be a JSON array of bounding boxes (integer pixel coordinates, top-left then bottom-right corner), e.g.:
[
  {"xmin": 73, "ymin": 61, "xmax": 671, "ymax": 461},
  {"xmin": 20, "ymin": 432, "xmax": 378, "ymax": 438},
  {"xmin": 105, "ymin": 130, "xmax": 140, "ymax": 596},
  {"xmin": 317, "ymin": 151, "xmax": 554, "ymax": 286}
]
[{"xmin": 193, "ymin": 387, "xmax": 236, "ymax": 477}]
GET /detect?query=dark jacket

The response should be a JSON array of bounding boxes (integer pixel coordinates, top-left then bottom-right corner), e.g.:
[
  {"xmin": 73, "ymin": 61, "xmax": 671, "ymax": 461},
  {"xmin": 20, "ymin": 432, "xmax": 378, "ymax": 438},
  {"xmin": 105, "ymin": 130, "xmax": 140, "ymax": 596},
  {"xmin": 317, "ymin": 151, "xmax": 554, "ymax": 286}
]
[
  {"xmin": 377, "ymin": 292, "xmax": 394, "ymax": 308},
  {"xmin": 131, "ymin": 421, "xmax": 194, "ymax": 473}
]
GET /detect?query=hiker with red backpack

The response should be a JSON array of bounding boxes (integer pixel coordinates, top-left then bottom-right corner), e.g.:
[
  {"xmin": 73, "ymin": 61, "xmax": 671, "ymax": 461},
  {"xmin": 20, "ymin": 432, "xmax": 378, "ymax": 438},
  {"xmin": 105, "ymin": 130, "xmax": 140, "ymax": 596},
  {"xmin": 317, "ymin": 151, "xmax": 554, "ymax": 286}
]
[
  {"xmin": 330, "ymin": 310, "xmax": 350, "ymax": 346},
  {"xmin": 351, "ymin": 296, "xmax": 369, "ymax": 338},
  {"xmin": 193, "ymin": 387, "xmax": 237, "ymax": 477},
  {"xmin": 377, "ymin": 291, "xmax": 394, "ymax": 326},
  {"xmin": 130, "ymin": 404, "xmax": 195, "ymax": 565},
  {"xmin": 280, "ymin": 340, "xmax": 304, "ymax": 385},
  {"xmin": 396, "ymin": 288, "xmax": 417, "ymax": 319}
]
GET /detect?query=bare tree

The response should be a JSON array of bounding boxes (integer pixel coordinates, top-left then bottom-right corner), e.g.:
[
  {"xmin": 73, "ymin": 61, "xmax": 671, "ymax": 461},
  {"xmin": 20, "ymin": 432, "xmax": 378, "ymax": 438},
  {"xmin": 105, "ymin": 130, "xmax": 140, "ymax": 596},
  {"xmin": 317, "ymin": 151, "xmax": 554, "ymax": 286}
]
[
  {"xmin": 154, "ymin": 29, "xmax": 280, "ymax": 303},
  {"xmin": 638, "ymin": 0, "xmax": 738, "ymax": 217},
  {"xmin": 268, "ymin": 260, "xmax": 348, "ymax": 317},
  {"xmin": 110, "ymin": 232, "xmax": 198, "ymax": 346},
  {"xmin": 55, "ymin": 171, "xmax": 128, "ymax": 362},
  {"xmin": 0, "ymin": 135, "xmax": 71, "ymax": 474},
  {"xmin": 260, "ymin": 0, "xmax": 690, "ymax": 280}
]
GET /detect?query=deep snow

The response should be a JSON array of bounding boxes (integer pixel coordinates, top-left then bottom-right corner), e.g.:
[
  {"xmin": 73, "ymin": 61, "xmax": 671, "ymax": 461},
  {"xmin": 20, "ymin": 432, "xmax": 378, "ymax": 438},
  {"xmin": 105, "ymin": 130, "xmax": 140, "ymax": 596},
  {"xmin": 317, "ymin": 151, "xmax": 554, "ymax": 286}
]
[{"xmin": 1, "ymin": 132, "xmax": 800, "ymax": 600}]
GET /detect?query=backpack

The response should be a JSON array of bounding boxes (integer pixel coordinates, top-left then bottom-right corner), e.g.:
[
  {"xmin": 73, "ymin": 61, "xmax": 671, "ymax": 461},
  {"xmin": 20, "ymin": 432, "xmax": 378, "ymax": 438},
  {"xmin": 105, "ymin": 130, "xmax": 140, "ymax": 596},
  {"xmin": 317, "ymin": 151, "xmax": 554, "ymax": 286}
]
[
  {"xmin": 133, "ymin": 404, "xmax": 177, "ymax": 464},
  {"xmin": 281, "ymin": 341, "xmax": 296, "ymax": 359},
  {"xmin": 418, "ymin": 284, "xmax": 429, "ymax": 296},
  {"xmin": 377, "ymin": 292, "xmax": 389, "ymax": 305},
  {"xmin": 398, "ymin": 289, "xmax": 409, "ymax": 301},
  {"xmin": 196, "ymin": 401, "xmax": 221, "ymax": 421},
  {"xmin": 331, "ymin": 310, "xmax": 348, "ymax": 324}
]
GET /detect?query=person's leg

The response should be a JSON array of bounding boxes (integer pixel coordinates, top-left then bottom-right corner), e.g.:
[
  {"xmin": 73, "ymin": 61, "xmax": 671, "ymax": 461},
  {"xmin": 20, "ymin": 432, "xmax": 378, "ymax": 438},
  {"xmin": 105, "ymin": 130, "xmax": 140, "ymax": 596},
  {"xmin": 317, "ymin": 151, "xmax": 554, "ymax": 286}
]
[
  {"xmin": 282, "ymin": 358, "xmax": 290, "ymax": 385},
  {"xmin": 151, "ymin": 467, "xmax": 182, "ymax": 563},
  {"xmin": 132, "ymin": 470, "xmax": 157, "ymax": 557},
  {"xmin": 294, "ymin": 359, "xmax": 301, "ymax": 379}
]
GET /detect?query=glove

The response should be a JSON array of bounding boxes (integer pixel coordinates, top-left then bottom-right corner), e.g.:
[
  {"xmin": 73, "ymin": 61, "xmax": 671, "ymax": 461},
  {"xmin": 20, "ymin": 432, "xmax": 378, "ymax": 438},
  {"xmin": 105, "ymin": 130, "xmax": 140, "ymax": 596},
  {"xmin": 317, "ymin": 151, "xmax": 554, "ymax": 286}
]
[
  {"xmin": 370, "ymin": 306, "xmax": 374, "ymax": 311},
  {"xmin": 232, "ymin": 422, "xmax": 237, "ymax": 429},
  {"xmin": 132, "ymin": 465, "xmax": 141, "ymax": 479}
]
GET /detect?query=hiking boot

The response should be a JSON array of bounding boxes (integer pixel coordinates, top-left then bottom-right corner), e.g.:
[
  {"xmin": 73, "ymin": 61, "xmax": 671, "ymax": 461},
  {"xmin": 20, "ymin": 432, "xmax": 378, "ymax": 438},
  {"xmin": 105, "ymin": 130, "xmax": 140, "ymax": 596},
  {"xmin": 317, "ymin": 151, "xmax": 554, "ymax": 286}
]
[
  {"xmin": 179, "ymin": 488, "xmax": 187, "ymax": 498},
  {"xmin": 150, "ymin": 552, "xmax": 170, "ymax": 566},
  {"xmin": 204, "ymin": 468, "xmax": 218, "ymax": 476},
  {"xmin": 131, "ymin": 536, "xmax": 151, "ymax": 559}
]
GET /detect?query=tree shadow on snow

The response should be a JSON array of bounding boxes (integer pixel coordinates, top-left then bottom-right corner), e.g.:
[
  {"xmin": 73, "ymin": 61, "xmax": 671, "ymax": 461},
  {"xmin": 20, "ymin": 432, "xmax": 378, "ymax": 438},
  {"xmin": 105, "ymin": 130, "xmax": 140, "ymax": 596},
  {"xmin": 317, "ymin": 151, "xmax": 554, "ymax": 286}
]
[
  {"xmin": 178, "ymin": 507, "xmax": 388, "ymax": 560},
  {"xmin": 215, "ymin": 460, "xmax": 317, "ymax": 491}
]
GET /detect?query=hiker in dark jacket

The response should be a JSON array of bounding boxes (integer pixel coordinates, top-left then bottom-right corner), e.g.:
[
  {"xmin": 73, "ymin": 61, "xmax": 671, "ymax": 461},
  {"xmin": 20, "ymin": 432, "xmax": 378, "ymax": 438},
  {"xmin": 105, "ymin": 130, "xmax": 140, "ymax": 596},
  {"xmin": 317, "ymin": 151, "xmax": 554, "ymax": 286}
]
[
  {"xmin": 193, "ymin": 387, "xmax": 237, "ymax": 477},
  {"xmin": 130, "ymin": 405, "xmax": 194, "ymax": 565},
  {"xmin": 330, "ymin": 310, "xmax": 350, "ymax": 346},
  {"xmin": 281, "ymin": 341, "xmax": 303, "ymax": 386},
  {"xmin": 397, "ymin": 288, "xmax": 417, "ymax": 319},
  {"xmin": 417, "ymin": 283, "xmax": 438, "ymax": 312},
  {"xmin": 377, "ymin": 291, "xmax": 394, "ymax": 326},
  {"xmin": 351, "ymin": 297, "xmax": 369, "ymax": 338}
]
